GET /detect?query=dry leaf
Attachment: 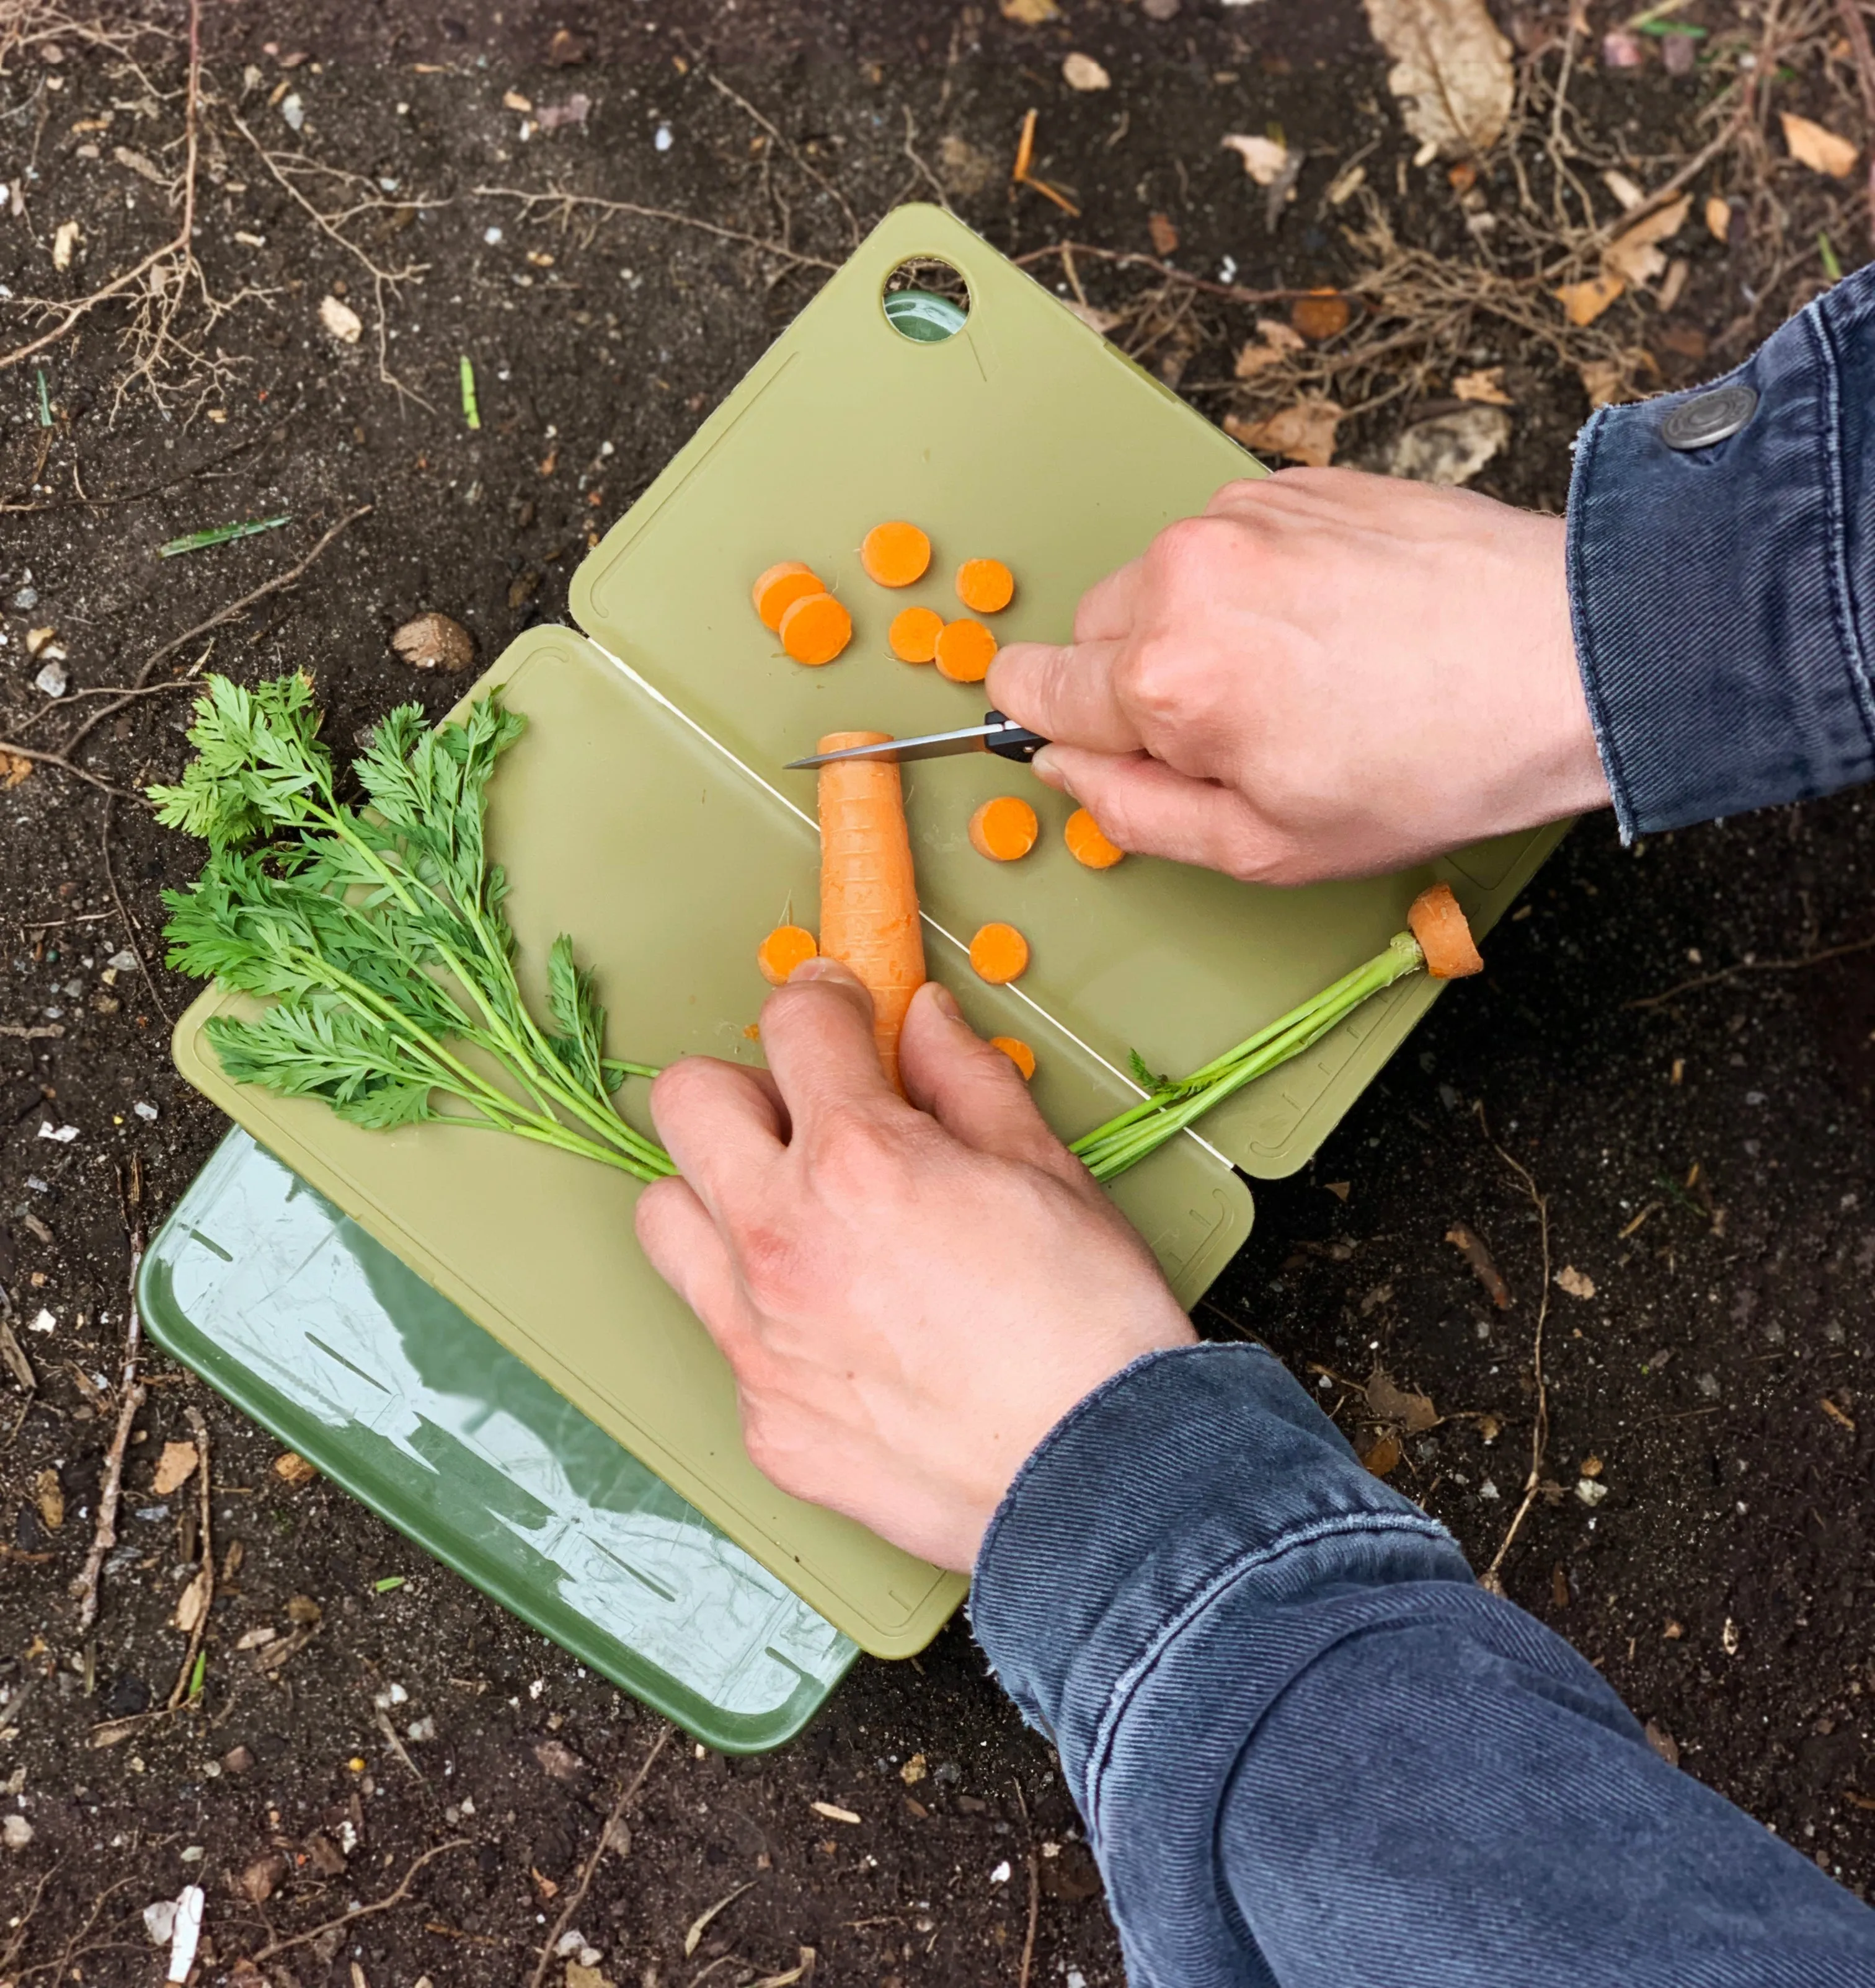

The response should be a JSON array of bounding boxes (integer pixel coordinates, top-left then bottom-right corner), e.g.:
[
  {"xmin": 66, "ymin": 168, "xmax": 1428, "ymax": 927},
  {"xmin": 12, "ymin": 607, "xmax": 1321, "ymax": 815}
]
[
  {"xmin": 391, "ymin": 612, "xmax": 474, "ymax": 673},
  {"xmin": 937, "ymin": 133, "xmax": 997, "ymax": 198},
  {"xmin": 1234, "ymin": 332, "xmax": 1301, "ymax": 376},
  {"xmin": 1554, "ymin": 271, "xmax": 1625, "ymax": 327},
  {"xmin": 33, "ymin": 1469, "xmax": 63, "ymax": 1532},
  {"xmin": 273, "ymin": 1450, "xmax": 318, "ymax": 1486},
  {"xmin": 1446, "ymin": 1222, "xmax": 1510, "ymax": 1307},
  {"xmin": 319, "ymin": 294, "xmax": 363, "ymax": 345},
  {"xmin": 1657, "ymin": 257, "xmax": 1690, "ymax": 314},
  {"xmin": 1363, "ymin": 0, "xmax": 1514, "ymax": 157},
  {"xmin": 1360, "ymin": 1429, "xmax": 1403, "ymax": 1477},
  {"xmin": 1600, "ymin": 168, "xmax": 1645, "ymax": 212},
  {"xmin": 1366, "ymin": 1369, "xmax": 1441, "ymax": 1434},
  {"xmin": 173, "ymin": 1566, "xmax": 211, "ymax": 1635},
  {"xmin": 285, "ymin": 1593, "xmax": 323, "ymax": 1625},
  {"xmin": 1644, "ymin": 1720, "xmax": 1680, "ymax": 1768},
  {"xmin": 1148, "ymin": 210, "xmax": 1179, "ymax": 256},
  {"xmin": 684, "ymin": 1881, "xmax": 755, "ymax": 1958},
  {"xmin": 153, "ymin": 1438, "xmax": 199, "ymax": 1496},
  {"xmin": 1220, "ymin": 133, "xmax": 1292, "ymax": 185},
  {"xmin": 1704, "ymin": 195, "xmax": 1732, "ymax": 243},
  {"xmin": 1000, "ymin": 0, "xmax": 1061, "ymax": 20},
  {"xmin": 748, "ymin": 1952, "xmax": 816, "ymax": 1988},
  {"xmin": 1381, "ymin": 404, "xmax": 1510, "ymax": 487},
  {"xmin": 533, "ymin": 1738, "xmax": 587, "ymax": 1782},
  {"xmin": 1063, "ymin": 301, "xmax": 1124, "ymax": 334},
  {"xmin": 566, "ymin": 1964, "xmax": 616, "ymax": 1988},
  {"xmin": 1, "ymin": 753, "xmax": 32, "ymax": 790},
  {"xmin": 1781, "ymin": 110, "xmax": 1858, "ymax": 179},
  {"xmin": 1226, "ymin": 400, "xmax": 1342, "ymax": 468},
  {"xmin": 1453, "ymin": 364, "xmax": 1512, "ymax": 405},
  {"xmin": 112, "ymin": 144, "xmax": 167, "ymax": 185},
  {"xmin": 1290, "ymin": 289, "xmax": 1352, "ymax": 341},
  {"xmin": 1602, "ymin": 194, "xmax": 1690, "ymax": 288},
  {"xmin": 1578, "ymin": 358, "xmax": 1644, "ymax": 409},
  {"xmin": 232, "ymin": 1850, "xmax": 288, "ymax": 1903},
  {"xmin": 51, "ymin": 219, "xmax": 81, "ymax": 271},
  {"xmin": 1062, "ymin": 52, "xmax": 1110, "ymax": 91}
]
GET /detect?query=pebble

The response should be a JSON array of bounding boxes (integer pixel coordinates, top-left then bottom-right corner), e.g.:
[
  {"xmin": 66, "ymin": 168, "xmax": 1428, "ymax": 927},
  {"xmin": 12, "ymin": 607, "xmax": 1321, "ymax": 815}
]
[
  {"xmin": 11, "ymin": 586, "xmax": 37, "ymax": 610},
  {"xmin": 133, "ymin": 1101, "xmax": 157, "ymax": 1121},
  {"xmin": 280, "ymin": 92, "xmax": 304, "ymax": 130},
  {"xmin": 654, "ymin": 123, "xmax": 672, "ymax": 151},
  {"xmin": 989, "ymin": 1860, "xmax": 1010, "ymax": 1884},
  {"xmin": 27, "ymin": 1310, "xmax": 53, "ymax": 1334},
  {"xmin": 1, "ymin": 1816, "xmax": 30, "ymax": 1851},
  {"xmin": 34, "ymin": 660, "xmax": 68, "ymax": 697}
]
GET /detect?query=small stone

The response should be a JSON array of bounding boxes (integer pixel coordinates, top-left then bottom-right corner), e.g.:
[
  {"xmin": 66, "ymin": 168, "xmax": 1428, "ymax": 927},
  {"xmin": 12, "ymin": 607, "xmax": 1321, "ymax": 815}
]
[
  {"xmin": 280, "ymin": 92, "xmax": 304, "ymax": 130},
  {"xmin": 221, "ymin": 1744, "xmax": 254, "ymax": 1774},
  {"xmin": 34, "ymin": 660, "xmax": 68, "ymax": 698},
  {"xmin": 27, "ymin": 1310, "xmax": 54, "ymax": 1335},
  {"xmin": 654, "ymin": 124, "xmax": 673, "ymax": 151},
  {"xmin": 11, "ymin": 587, "xmax": 38, "ymax": 610},
  {"xmin": 1576, "ymin": 1477, "xmax": 1609, "ymax": 1506},
  {"xmin": 1062, "ymin": 52, "xmax": 1111, "ymax": 90},
  {"xmin": 1, "ymin": 1815, "xmax": 30, "ymax": 1850},
  {"xmin": 133, "ymin": 1101, "xmax": 157, "ymax": 1121},
  {"xmin": 391, "ymin": 612, "xmax": 474, "ymax": 673},
  {"xmin": 1141, "ymin": 0, "xmax": 1178, "ymax": 17},
  {"xmin": 319, "ymin": 294, "xmax": 363, "ymax": 345},
  {"xmin": 989, "ymin": 1859, "xmax": 1011, "ymax": 1884},
  {"xmin": 143, "ymin": 1897, "xmax": 178, "ymax": 1945}
]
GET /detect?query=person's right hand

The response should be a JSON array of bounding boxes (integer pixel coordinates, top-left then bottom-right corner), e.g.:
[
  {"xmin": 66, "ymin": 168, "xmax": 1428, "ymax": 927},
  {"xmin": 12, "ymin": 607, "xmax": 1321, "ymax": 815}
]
[{"xmin": 986, "ymin": 466, "xmax": 1611, "ymax": 886}]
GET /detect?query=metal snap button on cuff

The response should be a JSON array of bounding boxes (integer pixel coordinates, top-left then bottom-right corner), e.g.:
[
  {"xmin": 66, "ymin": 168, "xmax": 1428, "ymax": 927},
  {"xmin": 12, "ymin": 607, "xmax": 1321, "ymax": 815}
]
[{"xmin": 1660, "ymin": 382, "xmax": 1758, "ymax": 451}]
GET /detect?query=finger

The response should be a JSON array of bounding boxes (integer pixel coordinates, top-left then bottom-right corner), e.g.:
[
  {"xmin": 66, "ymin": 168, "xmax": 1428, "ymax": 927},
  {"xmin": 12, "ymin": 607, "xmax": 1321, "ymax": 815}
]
[
  {"xmin": 634, "ymin": 1175, "xmax": 756, "ymax": 1359},
  {"xmin": 985, "ymin": 637, "xmax": 1144, "ymax": 755},
  {"xmin": 647, "ymin": 1054, "xmax": 787, "ymax": 1224},
  {"xmin": 758, "ymin": 957, "xmax": 904, "ymax": 1124},
  {"xmin": 898, "ymin": 981, "xmax": 1092, "ymax": 1191},
  {"xmin": 1032, "ymin": 746, "xmax": 1287, "ymax": 881},
  {"xmin": 1071, "ymin": 556, "xmax": 1143, "ymax": 643}
]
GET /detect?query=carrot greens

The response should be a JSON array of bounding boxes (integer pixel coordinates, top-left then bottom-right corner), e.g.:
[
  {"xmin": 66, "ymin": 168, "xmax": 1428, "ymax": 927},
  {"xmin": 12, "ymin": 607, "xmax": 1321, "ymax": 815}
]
[{"xmin": 153, "ymin": 673, "xmax": 674, "ymax": 1182}]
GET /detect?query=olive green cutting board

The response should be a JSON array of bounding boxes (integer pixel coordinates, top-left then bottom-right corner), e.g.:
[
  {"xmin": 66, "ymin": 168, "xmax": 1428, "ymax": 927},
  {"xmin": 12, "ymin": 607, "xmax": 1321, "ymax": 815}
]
[{"xmin": 172, "ymin": 203, "xmax": 1556, "ymax": 1656}]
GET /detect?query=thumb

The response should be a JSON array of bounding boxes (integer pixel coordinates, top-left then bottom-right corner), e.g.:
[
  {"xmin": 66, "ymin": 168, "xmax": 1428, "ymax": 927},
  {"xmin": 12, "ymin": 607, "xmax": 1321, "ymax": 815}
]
[
  {"xmin": 899, "ymin": 981, "xmax": 1094, "ymax": 1195},
  {"xmin": 1032, "ymin": 746, "xmax": 1280, "ymax": 881},
  {"xmin": 986, "ymin": 638, "xmax": 1142, "ymax": 756}
]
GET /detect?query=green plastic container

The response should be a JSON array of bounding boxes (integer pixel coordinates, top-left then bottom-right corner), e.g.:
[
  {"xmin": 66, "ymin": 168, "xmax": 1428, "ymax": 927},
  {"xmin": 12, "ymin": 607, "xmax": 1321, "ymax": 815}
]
[{"xmin": 140, "ymin": 1129, "xmax": 858, "ymax": 1753}]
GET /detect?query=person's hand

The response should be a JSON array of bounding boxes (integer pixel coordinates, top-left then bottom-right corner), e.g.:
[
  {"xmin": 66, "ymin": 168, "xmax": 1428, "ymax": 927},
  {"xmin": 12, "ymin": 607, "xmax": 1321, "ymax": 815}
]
[
  {"xmin": 634, "ymin": 961, "xmax": 1195, "ymax": 1571},
  {"xmin": 987, "ymin": 466, "xmax": 1610, "ymax": 885}
]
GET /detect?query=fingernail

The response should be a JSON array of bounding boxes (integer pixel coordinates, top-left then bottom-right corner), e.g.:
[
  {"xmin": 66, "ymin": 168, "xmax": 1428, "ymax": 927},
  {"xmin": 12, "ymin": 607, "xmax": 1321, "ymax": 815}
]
[
  {"xmin": 1030, "ymin": 746, "xmax": 1071, "ymax": 795},
  {"xmin": 789, "ymin": 956, "xmax": 838, "ymax": 984},
  {"xmin": 925, "ymin": 979, "xmax": 962, "ymax": 1020}
]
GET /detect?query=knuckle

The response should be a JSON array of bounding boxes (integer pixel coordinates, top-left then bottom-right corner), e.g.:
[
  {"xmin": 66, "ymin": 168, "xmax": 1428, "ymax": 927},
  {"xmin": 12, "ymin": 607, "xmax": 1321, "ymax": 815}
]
[
  {"xmin": 736, "ymin": 1216, "xmax": 817, "ymax": 1313},
  {"xmin": 805, "ymin": 1103, "xmax": 911, "ymax": 1203},
  {"xmin": 1119, "ymin": 635, "xmax": 1188, "ymax": 722}
]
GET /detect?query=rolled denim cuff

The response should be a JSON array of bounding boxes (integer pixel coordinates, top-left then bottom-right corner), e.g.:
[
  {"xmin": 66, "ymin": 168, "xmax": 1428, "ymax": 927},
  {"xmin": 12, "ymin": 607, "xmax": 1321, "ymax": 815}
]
[
  {"xmin": 969, "ymin": 1343, "xmax": 1471, "ymax": 1808},
  {"xmin": 1568, "ymin": 260, "xmax": 1875, "ymax": 839}
]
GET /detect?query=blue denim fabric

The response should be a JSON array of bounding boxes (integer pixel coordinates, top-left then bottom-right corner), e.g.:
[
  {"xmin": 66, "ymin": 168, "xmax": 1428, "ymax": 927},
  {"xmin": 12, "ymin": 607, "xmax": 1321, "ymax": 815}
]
[
  {"xmin": 1569, "ymin": 258, "xmax": 1875, "ymax": 837},
  {"xmin": 972, "ymin": 1346, "xmax": 1875, "ymax": 1986}
]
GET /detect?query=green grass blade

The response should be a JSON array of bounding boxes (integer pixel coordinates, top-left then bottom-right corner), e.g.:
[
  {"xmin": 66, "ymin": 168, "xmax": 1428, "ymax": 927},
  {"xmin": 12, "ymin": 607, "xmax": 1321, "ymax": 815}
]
[{"xmin": 158, "ymin": 516, "xmax": 293, "ymax": 559}]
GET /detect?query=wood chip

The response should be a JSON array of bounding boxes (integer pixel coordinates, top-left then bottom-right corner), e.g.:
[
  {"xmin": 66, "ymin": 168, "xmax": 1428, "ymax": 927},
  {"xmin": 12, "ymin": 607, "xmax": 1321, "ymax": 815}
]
[
  {"xmin": 273, "ymin": 1451, "xmax": 318, "ymax": 1485},
  {"xmin": 1445, "ymin": 1222, "xmax": 1511, "ymax": 1307},
  {"xmin": 153, "ymin": 1439, "xmax": 199, "ymax": 1495},
  {"xmin": 809, "ymin": 1801, "xmax": 861, "ymax": 1824},
  {"xmin": 33, "ymin": 1469, "xmax": 63, "ymax": 1531},
  {"xmin": 1822, "ymin": 1397, "xmax": 1858, "ymax": 1433},
  {"xmin": 172, "ymin": 1566, "xmax": 210, "ymax": 1635}
]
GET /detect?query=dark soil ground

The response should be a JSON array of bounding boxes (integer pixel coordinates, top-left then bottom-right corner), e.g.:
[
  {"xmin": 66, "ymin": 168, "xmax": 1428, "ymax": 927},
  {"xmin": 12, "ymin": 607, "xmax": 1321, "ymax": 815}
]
[{"xmin": 2, "ymin": 1, "xmax": 1872, "ymax": 1982}]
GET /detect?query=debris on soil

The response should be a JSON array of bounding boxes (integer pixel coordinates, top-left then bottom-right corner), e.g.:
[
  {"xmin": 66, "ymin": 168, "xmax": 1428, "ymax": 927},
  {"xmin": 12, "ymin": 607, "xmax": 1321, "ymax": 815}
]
[
  {"xmin": 1447, "ymin": 1222, "xmax": 1512, "ymax": 1307},
  {"xmin": 1364, "ymin": 0, "xmax": 1514, "ymax": 157},
  {"xmin": 391, "ymin": 612, "xmax": 475, "ymax": 673},
  {"xmin": 273, "ymin": 1450, "xmax": 319, "ymax": 1485},
  {"xmin": 1554, "ymin": 1265, "xmax": 1597, "ymax": 1299},
  {"xmin": 1366, "ymin": 1368, "xmax": 1442, "ymax": 1434},
  {"xmin": 1061, "ymin": 53, "xmax": 1110, "ymax": 92},
  {"xmin": 152, "ymin": 1438, "xmax": 199, "ymax": 1494},
  {"xmin": 1225, "ymin": 400, "xmax": 1342, "ymax": 467},
  {"xmin": 319, "ymin": 294, "xmax": 364, "ymax": 345},
  {"xmin": 1378, "ymin": 405, "xmax": 1510, "ymax": 487}
]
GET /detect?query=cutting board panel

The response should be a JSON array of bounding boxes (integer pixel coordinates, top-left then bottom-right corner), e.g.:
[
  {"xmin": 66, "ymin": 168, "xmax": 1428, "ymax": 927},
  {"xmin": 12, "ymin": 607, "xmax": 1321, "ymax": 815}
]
[
  {"xmin": 573, "ymin": 205, "xmax": 1561, "ymax": 1178},
  {"xmin": 173, "ymin": 628, "xmax": 1254, "ymax": 1656}
]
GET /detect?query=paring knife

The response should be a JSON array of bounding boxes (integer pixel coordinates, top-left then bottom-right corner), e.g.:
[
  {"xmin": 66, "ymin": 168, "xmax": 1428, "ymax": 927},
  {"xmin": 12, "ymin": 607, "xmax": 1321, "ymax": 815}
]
[{"xmin": 784, "ymin": 710, "xmax": 1048, "ymax": 771}]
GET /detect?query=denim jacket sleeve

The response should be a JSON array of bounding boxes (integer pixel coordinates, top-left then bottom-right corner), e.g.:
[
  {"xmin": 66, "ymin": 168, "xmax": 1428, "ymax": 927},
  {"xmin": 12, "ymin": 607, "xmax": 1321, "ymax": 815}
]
[
  {"xmin": 1569, "ymin": 258, "xmax": 1875, "ymax": 837},
  {"xmin": 971, "ymin": 1345, "xmax": 1875, "ymax": 1988}
]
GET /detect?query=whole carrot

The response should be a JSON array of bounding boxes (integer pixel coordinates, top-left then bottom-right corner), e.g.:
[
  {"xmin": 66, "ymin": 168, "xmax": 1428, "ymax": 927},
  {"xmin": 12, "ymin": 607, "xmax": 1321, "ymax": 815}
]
[{"xmin": 816, "ymin": 730, "xmax": 926, "ymax": 1093}]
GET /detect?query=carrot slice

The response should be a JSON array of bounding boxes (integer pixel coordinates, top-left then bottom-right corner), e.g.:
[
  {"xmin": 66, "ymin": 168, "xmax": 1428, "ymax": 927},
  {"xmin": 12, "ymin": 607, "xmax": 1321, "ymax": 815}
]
[
  {"xmin": 968, "ymin": 796, "xmax": 1039, "ymax": 862},
  {"xmin": 934, "ymin": 617, "xmax": 998, "ymax": 684},
  {"xmin": 1407, "ymin": 881, "xmax": 1484, "ymax": 980},
  {"xmin": 1064, "ymin": 807, "xmax": 1125, "ymax": 870},
  {"xmin": 955, "ymin": 558, "xmax": 1015, "ymax": 614},
  {"xmin": 751, "ymin": 560, "xmax": 825, "ymax": 632},
  {"xmin": 860, "ymin": 521, "xmax": 932, "ymax": 588},
  {"xmin": 889, "ymin": 606, "xmax": 945, "ymax": 664},
  {"xmin": 817, "ymin": 731, "xmax": 926, "ymax": 1093},
  {"xmin": 779, "ymin": 590, "xmax": 854, "ymax": 666},
  {"xmin": 990, "ymin": 1035, "xmax": 1037, "ymax": 1080},
  {"xmin": 969, "ymin": 921, "xmax": 1029, "ymax": 985},
  {"xmin": 756, "ymin": 924, "xmax": 818, "ymax": 986}
]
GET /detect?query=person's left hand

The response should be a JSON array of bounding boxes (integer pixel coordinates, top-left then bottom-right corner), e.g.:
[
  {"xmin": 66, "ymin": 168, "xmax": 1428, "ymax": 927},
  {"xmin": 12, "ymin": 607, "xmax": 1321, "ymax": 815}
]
[{"xmin": 634, "ymin": 961, "xmax": 1196, "ymax": 1571}]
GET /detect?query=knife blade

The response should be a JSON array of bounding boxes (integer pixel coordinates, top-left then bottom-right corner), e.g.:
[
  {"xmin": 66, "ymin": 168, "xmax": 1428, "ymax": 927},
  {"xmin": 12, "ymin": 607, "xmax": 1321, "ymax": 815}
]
[{"xmin": 784, "ymin": 710, "xmax": 1048, "ymax": 771}]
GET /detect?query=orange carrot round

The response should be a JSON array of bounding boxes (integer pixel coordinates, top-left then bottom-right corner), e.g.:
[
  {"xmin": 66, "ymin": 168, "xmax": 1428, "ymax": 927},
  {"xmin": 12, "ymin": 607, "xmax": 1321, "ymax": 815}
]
[
  {"xmin": 934, "ymin": 617, "xmax": 997, "ymax": 684},
  {"xmin": 889, "ymin": 606, "xmax": 944, "ymax": 664},
  {"xmin": 990, "ymin": 1035, "xmax": 1037, "ymax": 1080},
  {"xmin": 1064, "ymin": 807, "xmax": 1125, "ymax": 870},
  {"xmin": 955, "ymin": 558, "xmax": 1015, "ymax": 614},
  {"xmin": 968, "ymin": 796, "xmax": 1039, "ymax": 862},
  {"xmin": 969, "ymin": 921, "xmax": 1029, "ymax": 985},
  {"xmin": 779, "ymin": 590, "xmax": 853, "ymax": 666},
  {"xmin": 1407, "ymin": 881, "xmax": 1484, "ymax": 979},
  {"xmin": 860, "ymin": 521, "xmax": 932, "ymax": 588},
  {"xmin": 817, "ymin": 730, "xmax": 926, "ymax": 1093},
  {"xmin": 756, "ymin": 924, "xmax": 818, "ymax": 986},
  {"xmin": 751, "ymin": 560, "xmax": 825, "ymax": 632}
]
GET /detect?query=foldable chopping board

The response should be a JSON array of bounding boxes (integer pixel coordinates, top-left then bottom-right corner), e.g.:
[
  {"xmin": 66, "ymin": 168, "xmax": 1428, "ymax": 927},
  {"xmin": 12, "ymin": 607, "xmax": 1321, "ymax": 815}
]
[{"xmin": 172, "ymin": 205, "xmax": 1558, "ymax": 1656}]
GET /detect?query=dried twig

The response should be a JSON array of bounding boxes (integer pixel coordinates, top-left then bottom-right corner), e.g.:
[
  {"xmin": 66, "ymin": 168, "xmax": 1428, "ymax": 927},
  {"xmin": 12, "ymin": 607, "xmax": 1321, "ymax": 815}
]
[
  {"xmin": 0, "ymin": 741, "xmax": 141, "ymax": 800},
  {"xmin": 1838, "ymin": 0, "xmax": 1875, "ymax": 242},
  {"xmin": 70, "ymin": 1164, "xmax": 146, "ymax": 1633},
  {"xmin": 246, "ymin": 1840, "xmax": 472, "ymax": 1964},
  {"xmin": 1012, "ymin": 1782, "xmax": 1040, "ymax": 1988},
  {"xmin": 1625, "ymin": 932, "xmax": 1875, "ymax": 1009},
  {"xmin": 0, "ymin": 0, "xmax": 201, "ymax": 379},
  {"xmin": 165, "ymin": 1403, "xmax": 213, "ymax": 1709},
  {"xmin": 528, "ymin": 1726, "xmax": 672, "ymax": 1988},
  {"xmin": 100, "ymin": 792, "xmax": 172, "ymax": 1029},
  {"xmin": 1476, "ymin": 1108, "xmax": 1551, "ymax": 1597},
  {"xmin": 472, "ymin": 184, "xmax": 839, "ymax": 272},
  {"xmin": 703, "ymin": 69, "xmax": 861, "ymax": 245}
]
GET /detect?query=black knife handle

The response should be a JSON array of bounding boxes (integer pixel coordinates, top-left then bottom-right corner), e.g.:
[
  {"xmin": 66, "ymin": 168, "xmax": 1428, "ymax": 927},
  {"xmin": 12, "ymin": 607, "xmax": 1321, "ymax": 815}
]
[{"xmin": 982, "ymin": 709, "xmax": 1049, "ymax": 763}]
